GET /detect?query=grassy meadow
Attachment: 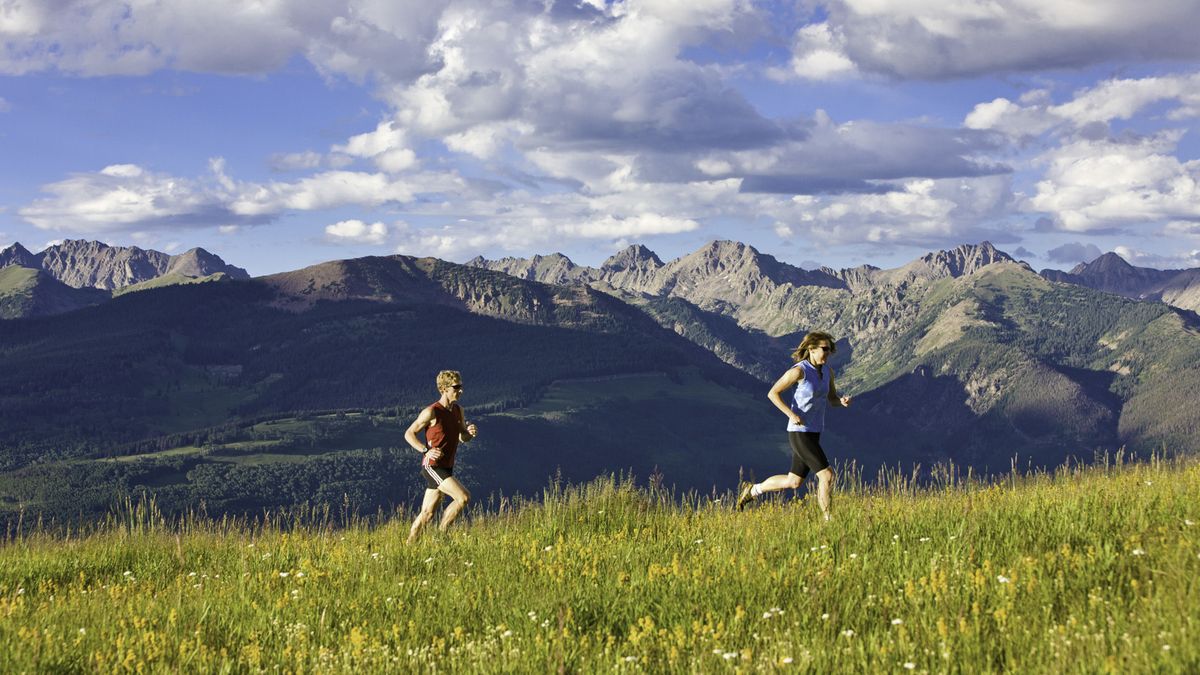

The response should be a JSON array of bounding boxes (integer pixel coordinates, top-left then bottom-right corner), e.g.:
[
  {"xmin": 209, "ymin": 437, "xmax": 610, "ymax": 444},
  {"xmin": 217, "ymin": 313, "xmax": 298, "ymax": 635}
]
[{"xmin": 1, "ymin": 455, "xmax": 1197, "ymax": 673}]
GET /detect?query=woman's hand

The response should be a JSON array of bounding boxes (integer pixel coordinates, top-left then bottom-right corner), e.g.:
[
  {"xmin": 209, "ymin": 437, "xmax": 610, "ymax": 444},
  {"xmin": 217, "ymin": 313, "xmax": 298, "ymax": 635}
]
[
  {"xmin": 789, "ymin": 413, "xmax": 804, "ymax": 426},
  {"xmin": 839, "ymin": 395, "xmax": 852, "ymax": 407}
]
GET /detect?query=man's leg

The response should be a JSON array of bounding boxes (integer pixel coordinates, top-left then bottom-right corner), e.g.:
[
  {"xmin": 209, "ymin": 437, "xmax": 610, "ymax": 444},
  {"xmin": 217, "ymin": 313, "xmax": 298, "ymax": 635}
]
[
  {"xmin": 436, "ymin": 477, "xmax": 471, "ymax": 532},
  {"xmin": 407, "ymin": 489, "xmax": 443, "ymax": 544}
]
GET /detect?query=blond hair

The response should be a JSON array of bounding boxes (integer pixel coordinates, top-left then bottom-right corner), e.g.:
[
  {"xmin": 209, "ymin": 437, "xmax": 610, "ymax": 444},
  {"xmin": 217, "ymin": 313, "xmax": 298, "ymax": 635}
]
[
  {"xmin": 436, "ymin": 370, "xmax": 462, "ymax": 392},
  {"xmin": 790, "ymin": 331, "xmax": 837, "ymax": 363}
]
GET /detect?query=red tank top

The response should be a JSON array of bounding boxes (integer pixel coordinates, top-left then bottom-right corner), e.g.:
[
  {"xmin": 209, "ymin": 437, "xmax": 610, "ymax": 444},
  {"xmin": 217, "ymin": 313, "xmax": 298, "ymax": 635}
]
[{"xmin": 422, "ymin": 401, "xmax": 463, "ymax": 468}]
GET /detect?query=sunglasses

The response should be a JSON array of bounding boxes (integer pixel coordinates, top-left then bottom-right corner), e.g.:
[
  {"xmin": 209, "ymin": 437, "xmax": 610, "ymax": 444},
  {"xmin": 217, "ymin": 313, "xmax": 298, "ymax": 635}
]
[{"xmin": 450, "ymin": 384, "xmax": 463, "ymax": 391}]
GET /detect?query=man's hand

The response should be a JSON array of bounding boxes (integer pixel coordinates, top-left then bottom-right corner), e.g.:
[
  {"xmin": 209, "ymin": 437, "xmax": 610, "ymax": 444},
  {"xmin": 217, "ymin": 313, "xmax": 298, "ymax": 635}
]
[
  {"xmin": 466, "ymin": 422, "xmax": 478, "ymax": 437},
  {"xmin": 426, "ymin": 448, "xmax": 443, "ymax": 461},
  {"xmin": 840, "ymin": 395, "xmax": 852, "ymax": 407},
  {"xmin": 789, "ymin": 414, "xmax": 803, "ymax": 426}
]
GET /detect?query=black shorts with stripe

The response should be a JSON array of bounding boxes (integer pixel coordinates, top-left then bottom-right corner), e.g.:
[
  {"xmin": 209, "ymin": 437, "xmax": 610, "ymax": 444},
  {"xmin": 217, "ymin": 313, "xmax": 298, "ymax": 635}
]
[
  {"xmin": 788, "ymin": 431, "xmax": 830, "ymax": 479},
  {"xmin": 422, "ymin": 465, "xmax": 453, "ymax": 489}
]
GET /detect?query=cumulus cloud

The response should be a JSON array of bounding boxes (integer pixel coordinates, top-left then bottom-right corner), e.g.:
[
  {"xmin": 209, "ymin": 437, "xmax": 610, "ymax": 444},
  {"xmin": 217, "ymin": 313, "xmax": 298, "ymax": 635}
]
[
  {"xmin": 325, "ymin": 219, "xmax": 389, "ymax": 244},
  {"xmin": 0, "ymin": 0, "xmax": 444, "ymax": 78},
  {"xmin": 1046, "ymin": 242, "xmax": 1103, "ymax": 265},
  {"xmin": 333, "ymin": 121, "xmax": 418, "ymax": 174},
  {"xmin": 787, "ymin": 0, "xmax": 1200, "ymax": 80},
  {"xmin": 1029, "ymin": 131, "xmax": 1200, "ymax": 232},
  {"xmin": 767, "ymin": 175, "xmax": 1019, "ymax": 248},
  {"xmin": 781, "ymin": 22, "xmax": 857, "ymax": 81},
  {"xmin": 1112, "ymin": 245, "xmax": 1200, "ymax": 269},
  {"xmin": 393, "ymin": 210, "xmax": 699, "ymax": 257},
  {"xmin": 967, "ymin": 73, "xmax": 1200, "ymax": 138},
  {"xmin": 17, "ymin": 161, "xmax": 438, "ymax": 233}
]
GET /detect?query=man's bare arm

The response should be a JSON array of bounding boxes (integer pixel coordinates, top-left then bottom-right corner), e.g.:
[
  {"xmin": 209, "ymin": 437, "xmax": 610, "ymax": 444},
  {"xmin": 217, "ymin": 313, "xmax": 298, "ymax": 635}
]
[
  {"xmin": 404, "ymin": 407, "xmax": 436, "ymax": 455},
  {"xmin": 458, "ymin": 408, "xmax": 477, "ymax": 442}
]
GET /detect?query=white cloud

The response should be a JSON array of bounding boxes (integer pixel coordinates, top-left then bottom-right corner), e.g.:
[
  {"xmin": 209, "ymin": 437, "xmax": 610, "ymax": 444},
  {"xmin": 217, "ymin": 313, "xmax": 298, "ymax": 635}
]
[
  {"xmin": 769, "ymin": 175, "xmax": 1016, "ymax": 246},
  {"xmin": 18, "ymin": 161, "xmax": 437, "ymax": 233},
  {"xmin": 332, "ymin": 121, "xmax": 417, "ymax": 173},
  {"xmin": 391, "ymin": 210, "xmax": 698, "ymax": 258},
  {"xmin": 230, "ymin": 171, "xmax": 417, "ymax": 215},
  {"xmin": 796, "ymin": 0, "xmax": 1200, "ymax": 80},
  {"xmin": 966, "ymin": 73, "xmax": 1200, "ymax": 141},
  {"xmin": 784, "ymin": 22, "xmax": 857, "ymax": 81},
  {"xmin": 1111, "ymin": 245, "xmax": 1200, "ymax": 269},
  {"xmin": 964, "ymin": 98, "xmax": 1058, "ymax": 138},
  {"xmin": 1050, "ymin": 74, "xmax": 1200, "ymax": 126},
  {"xmin": 0, "ymin": 96, "xmax": 11, "ymax": 112},
  {"xmin": 325, "ymin": 219, "xmax": 389, "ymax": 244},
  {"xmin": 558, "ymin": 213, "xmax": 699, "ymax": 239},
  {"xmin": 1030, "ymin": 132, "xmax": 1200, "ymax": 232}
]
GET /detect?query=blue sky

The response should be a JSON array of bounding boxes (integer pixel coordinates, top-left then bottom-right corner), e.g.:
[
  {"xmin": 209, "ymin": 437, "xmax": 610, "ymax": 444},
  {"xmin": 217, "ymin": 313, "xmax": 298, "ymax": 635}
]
[{"xmin": 2, "ymin": 0, "xmax": 1200, "ymax": 276}]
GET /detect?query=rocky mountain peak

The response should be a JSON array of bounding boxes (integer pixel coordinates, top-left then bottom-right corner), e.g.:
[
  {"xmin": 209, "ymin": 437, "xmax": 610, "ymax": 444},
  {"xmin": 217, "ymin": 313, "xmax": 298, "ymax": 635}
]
[
  {"xmin": 1070, "ymin": 252, "xmax": 1134, "ymax": 276},
  {"xmin": 601, "ymin": 244, "xmax": 663, "ymax": 271},
  {"xmin": 0, "ymin": 242, "xmax": 39, "ymax": 268},
  {"xmin": 926, "ymin": 241, "xmax": 1012, "ymax": 275},
  {"xmin": 13, "ymin": 239, "xmax": 248, "ymax": 290},
  {"xmin": 889, "ymin": 241, "xmax": 1016, "ymax": 283}
]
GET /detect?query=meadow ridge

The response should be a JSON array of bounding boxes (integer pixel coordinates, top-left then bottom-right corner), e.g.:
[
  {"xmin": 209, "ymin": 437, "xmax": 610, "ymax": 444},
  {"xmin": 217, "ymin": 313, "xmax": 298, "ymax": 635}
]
[{"xmin": 0, "ymin": 456, "xmax": 1197, "ymax": 673}]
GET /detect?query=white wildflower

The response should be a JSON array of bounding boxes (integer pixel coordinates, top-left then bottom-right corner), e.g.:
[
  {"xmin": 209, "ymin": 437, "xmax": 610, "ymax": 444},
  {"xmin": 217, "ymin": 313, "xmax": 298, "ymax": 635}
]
[
  {"xmin": 997, "ymin": 575, "xmax": 1010, "ymax": 584},
  {"xmin": 892, "ymin": 618, "xmax": 904, "ymax": 625},
  {"xmin": 904, "ymin": 662, "xmax": 916, "ymax": 670},
  {"xmin": 1132, "ymin": 548, "xmax": 1146, "ymax": 556}
]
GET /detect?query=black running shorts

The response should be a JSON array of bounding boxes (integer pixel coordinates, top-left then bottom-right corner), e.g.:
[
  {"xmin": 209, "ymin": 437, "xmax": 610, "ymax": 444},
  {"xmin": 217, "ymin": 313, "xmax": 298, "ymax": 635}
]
[
  {"xmin": 788, "ymin": 431, "xmax": 830, "ymax": 479},
  {"xmin": 422, "ymin": 465, "xmax": 453, "ymax": 489}
]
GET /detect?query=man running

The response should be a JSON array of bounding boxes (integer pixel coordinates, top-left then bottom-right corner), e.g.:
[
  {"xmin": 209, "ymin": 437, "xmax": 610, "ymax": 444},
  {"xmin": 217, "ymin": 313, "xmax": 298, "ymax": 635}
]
[
  {"xmin": 737, "ymin": 331, "xmax": 851, "ymax": 520},
  {"xmin": 405, "ymin": 370, "xmax": 478, "ymax": 544}
]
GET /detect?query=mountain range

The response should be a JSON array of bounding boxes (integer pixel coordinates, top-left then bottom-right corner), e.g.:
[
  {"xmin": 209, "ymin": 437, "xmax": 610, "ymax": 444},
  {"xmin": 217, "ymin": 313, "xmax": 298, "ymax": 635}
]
[
  {"xmin": 1, "ymin": 238, "xmax": 1197, "ymax": 523},
  {"xmin": 0, "ymin": 240, "xmax": 248, "ymax": 318},
  {"xmin": 1040, "ymin": 253, "xmax": 1200, "ymax": 313}
]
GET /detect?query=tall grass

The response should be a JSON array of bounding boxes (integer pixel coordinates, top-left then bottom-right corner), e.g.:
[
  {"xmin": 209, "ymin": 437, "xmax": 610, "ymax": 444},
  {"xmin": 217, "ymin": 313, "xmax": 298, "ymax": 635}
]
[{"xmin": 1, "ymin": 455, "xmax": 1197, "ymax": 673}]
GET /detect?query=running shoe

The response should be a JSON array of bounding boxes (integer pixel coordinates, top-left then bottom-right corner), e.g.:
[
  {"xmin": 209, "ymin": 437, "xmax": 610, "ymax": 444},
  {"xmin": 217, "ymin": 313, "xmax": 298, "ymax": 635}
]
[{"xmin": 736, "ymin": 482, "xmax": 755, "ymax": 511}]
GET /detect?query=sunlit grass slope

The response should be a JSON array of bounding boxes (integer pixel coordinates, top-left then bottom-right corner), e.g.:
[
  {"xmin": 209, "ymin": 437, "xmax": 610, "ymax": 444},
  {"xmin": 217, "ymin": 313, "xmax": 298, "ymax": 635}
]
[{"xmin": 1, "ymin": 457, "xmax": 1197, "ymax": 673}]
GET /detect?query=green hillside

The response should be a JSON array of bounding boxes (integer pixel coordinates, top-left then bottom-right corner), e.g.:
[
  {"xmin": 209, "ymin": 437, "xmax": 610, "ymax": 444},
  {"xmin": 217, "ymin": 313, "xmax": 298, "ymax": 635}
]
[
  {"xmin": 111, "ymin": 271, "xmax": 230, "ymax": 297},
  {"xmin": 0, "ymin": 457, "xmax": 1196, "ymax": 672},
  {"xmin": 0, "ymin": 265, "xmax": 108, "ymax": 319}
]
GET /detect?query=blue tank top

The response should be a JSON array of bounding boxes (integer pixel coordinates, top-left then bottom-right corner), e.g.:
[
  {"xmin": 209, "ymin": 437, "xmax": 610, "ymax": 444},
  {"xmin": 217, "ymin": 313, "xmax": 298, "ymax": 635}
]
[{"xmin": 787, "ymin": 360, "xmax": 830, "ymax": 432}]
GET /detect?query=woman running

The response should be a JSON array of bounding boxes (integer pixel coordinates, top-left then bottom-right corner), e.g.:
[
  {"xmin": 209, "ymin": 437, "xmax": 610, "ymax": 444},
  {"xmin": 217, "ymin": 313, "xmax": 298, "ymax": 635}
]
[{"xmin": 737, "ymin": 331, "xmax": 851, "ymax": 520}]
